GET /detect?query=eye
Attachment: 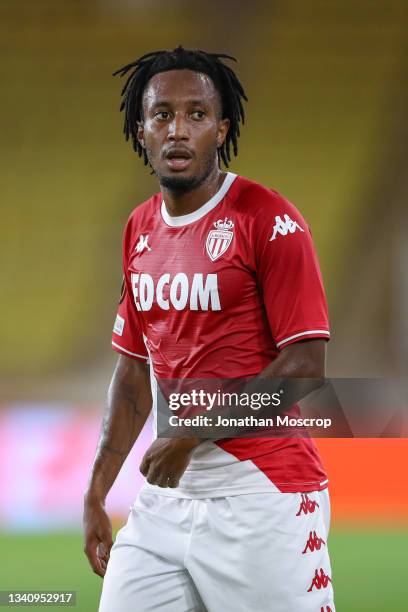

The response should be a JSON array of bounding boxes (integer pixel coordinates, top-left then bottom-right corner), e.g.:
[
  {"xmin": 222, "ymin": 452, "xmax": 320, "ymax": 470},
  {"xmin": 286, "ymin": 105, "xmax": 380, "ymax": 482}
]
[
  {"xmin": 191, "ymin": 110, "xmax": 205, "ymax": 120},
  {"xmin": 155, "ymin": 111, "xmax": 170, "ymax": 120}
]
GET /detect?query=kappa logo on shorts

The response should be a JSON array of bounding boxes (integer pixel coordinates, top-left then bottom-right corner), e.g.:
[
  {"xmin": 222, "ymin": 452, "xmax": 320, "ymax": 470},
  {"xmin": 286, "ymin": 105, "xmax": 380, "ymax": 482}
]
[
  {"xmin": 206, "ymin": 218, "xmax": 234, "ymax": 261},
  {"xmin": 270, "ymin": 214, "xmax": 304, "ymax": 241},
  {"xmin": 320, "ymin": 607, "xmax": 333, "ymax": 612},
  {"xmin": 296, "ymin": 494, "xmax": 320, "ymax": 516},
  {"xmin": 302, "ymin": 531, "xmax": 326, "ymax": 554},
  {"xmin": 307, "ymin": 568, "xmax": 332, "ymax": 592}
]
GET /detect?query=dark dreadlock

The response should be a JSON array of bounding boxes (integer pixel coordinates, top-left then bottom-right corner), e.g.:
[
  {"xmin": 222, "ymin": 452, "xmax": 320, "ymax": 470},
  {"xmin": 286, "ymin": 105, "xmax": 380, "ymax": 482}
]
[{"xmin": 113, "ymin": 46, "xmax": 247, "ymax": 168}]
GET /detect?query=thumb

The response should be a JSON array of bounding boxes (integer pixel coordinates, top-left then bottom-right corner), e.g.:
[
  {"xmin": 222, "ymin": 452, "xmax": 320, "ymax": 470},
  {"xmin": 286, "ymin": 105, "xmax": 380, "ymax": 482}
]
[
  {"xmin": 97, "ymin": 541, "xmax": 111, "ymax": 561},
  {"xmin": 97, "ymin": 518, "xmax": 113, "ymax": 555},
  {"xmin": 140, "ymin": 454, "xmax": 150, "ymax": 476},
  {"xmin": 99, "ymin": 525, "xmax": 114, "ymax": 553}
]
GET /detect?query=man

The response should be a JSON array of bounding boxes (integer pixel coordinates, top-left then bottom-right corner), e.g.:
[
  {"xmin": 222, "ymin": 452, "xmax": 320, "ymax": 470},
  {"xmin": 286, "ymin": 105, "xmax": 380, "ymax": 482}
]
[{"xmin": 84, "ymin": 46, "xmax": 335, "ymax": 611}]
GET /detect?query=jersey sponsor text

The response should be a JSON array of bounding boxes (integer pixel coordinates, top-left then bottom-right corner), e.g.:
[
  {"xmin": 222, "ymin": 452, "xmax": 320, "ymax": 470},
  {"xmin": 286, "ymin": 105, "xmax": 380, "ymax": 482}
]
[{"xmin": 131, "ymin": 272, "xmax": 221, "ymax": 312}]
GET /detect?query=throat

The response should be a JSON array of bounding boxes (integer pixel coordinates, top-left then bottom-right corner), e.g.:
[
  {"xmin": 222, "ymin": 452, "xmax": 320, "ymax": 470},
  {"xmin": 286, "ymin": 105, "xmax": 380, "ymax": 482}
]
[{"xmin": 162, "ymin": 169, "xmax": 227, "ymax": 218}]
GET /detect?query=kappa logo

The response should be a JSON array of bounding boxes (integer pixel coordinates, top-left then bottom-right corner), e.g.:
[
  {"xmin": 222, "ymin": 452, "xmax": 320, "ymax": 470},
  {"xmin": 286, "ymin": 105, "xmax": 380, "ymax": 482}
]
[
  {"xmin": 270, "ymin": 214, "xmax": 304, "ymax": 241},
  {"xmin": 296, "ymin": 494, "xmax": 320, "ymax": 516},
  {"xmin": 206, "ymin": 218, "xmax": 234, "ymax": 261},
  {"xmin": 135, "ymin": 234, "xmax": 151, "ymax": 254},
  {"xmin": 302, "ymin": 531, "xmax": 326, "ymax": 554},
  {"xmin": 320, "ymin": 607, "xmax": 333, "ymax": 612},
  {"xmin": 307, "ymin": 568, "xmax": 332, "ymax": 592}
]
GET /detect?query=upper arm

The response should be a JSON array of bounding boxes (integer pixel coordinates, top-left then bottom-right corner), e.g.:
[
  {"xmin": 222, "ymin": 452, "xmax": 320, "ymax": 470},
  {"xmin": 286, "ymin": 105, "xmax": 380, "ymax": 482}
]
[
  {"xmin": 254, "ymin": 194, "xmax": 330, "ymax": 350},
  {"xmin": 109, "ymin": 354, "xmax": 152, "ymax": 413},
  {"xmin": 279, "ymin": 339, "xmax": 327, "ymax": 377},
  {"xmin": 114, "ymin": 353, "xmax": 150, "ymax": 385},
  {"xmin": 111, "ymin": 216, "xmax": 149, "ymax": 363}
]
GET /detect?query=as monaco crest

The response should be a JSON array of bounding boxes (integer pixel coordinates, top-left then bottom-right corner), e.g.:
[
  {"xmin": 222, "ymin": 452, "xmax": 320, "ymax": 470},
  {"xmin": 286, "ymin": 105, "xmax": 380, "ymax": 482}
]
[{"xmin": 206, "ymin": 218, "xmax": 234, "ymax": 262}]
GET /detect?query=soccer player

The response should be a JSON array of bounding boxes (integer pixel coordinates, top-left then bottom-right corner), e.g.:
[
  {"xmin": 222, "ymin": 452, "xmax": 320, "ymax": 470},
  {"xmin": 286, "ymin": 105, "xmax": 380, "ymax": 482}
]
[{"xmin": 83, "ymin": 46, "xmax": 335, "ymax": 611}]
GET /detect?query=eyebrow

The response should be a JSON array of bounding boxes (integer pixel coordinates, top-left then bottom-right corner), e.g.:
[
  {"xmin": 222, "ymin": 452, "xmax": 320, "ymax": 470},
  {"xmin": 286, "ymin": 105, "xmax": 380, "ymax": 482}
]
[{"xmin": 151, "ymin": 98, "xmax": 209, "ymax": 107}]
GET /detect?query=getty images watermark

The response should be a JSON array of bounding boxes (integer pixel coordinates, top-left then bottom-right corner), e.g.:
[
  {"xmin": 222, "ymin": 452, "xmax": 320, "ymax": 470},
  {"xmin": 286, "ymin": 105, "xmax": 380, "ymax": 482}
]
[
  {"xmin": 166, "ymin": 388, "xmax": 332, "ymax": 430},
  {"xmin": 156, "ymin": 378, "xmax": 408, "ymax": 438},
  {"xmin": 0, "ymin": 592, "xmax": 76, "ymax": 606}
]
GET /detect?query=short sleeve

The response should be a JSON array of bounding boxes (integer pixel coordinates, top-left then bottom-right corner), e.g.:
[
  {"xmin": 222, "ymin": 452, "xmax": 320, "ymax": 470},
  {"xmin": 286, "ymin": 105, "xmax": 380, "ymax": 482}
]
[
  {"xmin": 255, "ymin": 194, "xmax": 330, "ymax": 350},
  {"xmin": 111, "ymin": 217, "xmax": 149, "ymax": 363}
]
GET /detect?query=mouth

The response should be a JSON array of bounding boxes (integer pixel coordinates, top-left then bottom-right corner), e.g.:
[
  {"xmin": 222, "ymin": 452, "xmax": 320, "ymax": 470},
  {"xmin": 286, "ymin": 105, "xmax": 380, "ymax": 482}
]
[{"xmin": 164, "ymin": 148, "xmax": 193, "ymax": 172}]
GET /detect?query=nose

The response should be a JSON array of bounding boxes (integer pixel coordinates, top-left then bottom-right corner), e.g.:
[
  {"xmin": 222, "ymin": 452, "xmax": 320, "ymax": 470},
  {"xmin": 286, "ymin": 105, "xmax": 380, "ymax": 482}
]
[{"xmin": 167, "ymin": 113, "xmax": 189, "ymax": 142}]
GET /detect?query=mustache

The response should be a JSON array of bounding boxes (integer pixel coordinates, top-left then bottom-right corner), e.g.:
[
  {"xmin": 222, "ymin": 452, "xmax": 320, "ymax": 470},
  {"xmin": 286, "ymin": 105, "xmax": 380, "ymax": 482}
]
[{"xmin": 163, "ymin": 146, "xmax": 194, "ymax": 159}]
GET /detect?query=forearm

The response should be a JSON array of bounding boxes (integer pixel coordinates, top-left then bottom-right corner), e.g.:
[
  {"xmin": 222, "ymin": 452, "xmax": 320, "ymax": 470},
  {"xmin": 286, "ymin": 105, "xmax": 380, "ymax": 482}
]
[
  {"xmin": 241, "ymin": 340, "xmax": 326, "ymax": 409},
  {"xmin": 259, "ymin": 340, "xmax": 326, "ymax": 379},
  {"xmin": 165, "ymin": 340, "xmax": 327, "ymax": 440},
  {"xmin": 85, "ymin": 356, "xmax": 152, "ymax": 502}
]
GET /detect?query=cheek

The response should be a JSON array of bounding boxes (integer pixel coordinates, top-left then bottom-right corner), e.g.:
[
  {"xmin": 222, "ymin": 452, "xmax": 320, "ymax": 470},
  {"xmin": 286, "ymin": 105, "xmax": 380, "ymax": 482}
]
[
  {"xmin": 144, "ymin": 124, "xmax": 165, "ymax": 155},
  {"xmin": 195, "ymin": 125, "xmax": 219, "ymax": 151}
]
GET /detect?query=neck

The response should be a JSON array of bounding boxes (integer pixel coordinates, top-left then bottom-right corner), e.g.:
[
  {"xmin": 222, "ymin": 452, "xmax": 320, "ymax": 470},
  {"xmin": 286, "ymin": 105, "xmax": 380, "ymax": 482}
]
[{"xmin": 161, "ymin": 166, "xmax": 227, "ymax": 217}]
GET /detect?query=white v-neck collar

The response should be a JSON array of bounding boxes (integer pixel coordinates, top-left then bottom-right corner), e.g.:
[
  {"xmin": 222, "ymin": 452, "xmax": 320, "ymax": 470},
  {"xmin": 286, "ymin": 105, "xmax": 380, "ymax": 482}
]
[{"xmin": 161, "ymin": 172, "xmax": 237, "ymax": 227}]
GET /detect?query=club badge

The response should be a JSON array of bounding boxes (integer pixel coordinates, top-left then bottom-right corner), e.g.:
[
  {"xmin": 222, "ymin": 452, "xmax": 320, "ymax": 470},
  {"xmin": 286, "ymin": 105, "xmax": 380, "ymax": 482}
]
[{"xmin": 205, "ymin": 218, "xmax": 234, "ymax": 262}]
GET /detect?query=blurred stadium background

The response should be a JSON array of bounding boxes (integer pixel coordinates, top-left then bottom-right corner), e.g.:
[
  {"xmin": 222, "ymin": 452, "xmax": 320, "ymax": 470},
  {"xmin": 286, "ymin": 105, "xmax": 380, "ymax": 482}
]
[{"xmin": 1, "ymin": 0, "xmax": 407, "ymax": 610}]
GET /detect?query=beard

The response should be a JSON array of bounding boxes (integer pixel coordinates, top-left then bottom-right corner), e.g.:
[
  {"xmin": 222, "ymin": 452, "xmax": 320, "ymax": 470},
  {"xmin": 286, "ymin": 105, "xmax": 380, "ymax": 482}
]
[
  {"xmin": 159, "ymin": 172, "xmax": 209, "ymax": 194},
  {"xmin": 148, "ymin": 148, "xmax": 218, "ymax": 195}
]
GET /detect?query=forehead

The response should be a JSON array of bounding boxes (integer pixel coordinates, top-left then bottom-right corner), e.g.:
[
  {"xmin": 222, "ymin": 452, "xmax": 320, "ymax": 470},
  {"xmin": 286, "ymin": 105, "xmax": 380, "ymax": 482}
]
[{"xmin": 142, "ymin": 69, "xmax": 220, "ymax": 108}]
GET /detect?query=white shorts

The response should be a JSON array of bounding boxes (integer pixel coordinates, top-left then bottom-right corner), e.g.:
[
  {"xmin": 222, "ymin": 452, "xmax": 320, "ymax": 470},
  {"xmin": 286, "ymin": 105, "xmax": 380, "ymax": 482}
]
[{"xmin": 99, "ymin": 490, "xmax": 335, "ymax": 612}]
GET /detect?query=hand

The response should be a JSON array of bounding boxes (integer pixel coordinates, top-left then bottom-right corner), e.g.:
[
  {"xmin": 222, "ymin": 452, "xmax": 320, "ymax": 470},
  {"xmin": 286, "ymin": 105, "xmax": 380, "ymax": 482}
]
[
  {"xmin": 140, "ymin": 437, "xmax": 200, "ymax": 488},
  {"xmin": 83, "ymin": 497, "xmax": 113, "ymax": 577}
]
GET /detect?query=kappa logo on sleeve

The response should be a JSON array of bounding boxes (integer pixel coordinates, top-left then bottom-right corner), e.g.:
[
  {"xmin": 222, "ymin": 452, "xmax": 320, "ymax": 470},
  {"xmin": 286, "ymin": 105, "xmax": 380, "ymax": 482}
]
[
  {"xmin": 270, "ymin": 214, "xmax": 304, "ymax": 241},
  {"xmin": 135, "ymin": 234, "xmax": 151, "ymax": 254},
  {"xmin": 113, "ymin": 314, "xmax": 125, "ymax": 336}
]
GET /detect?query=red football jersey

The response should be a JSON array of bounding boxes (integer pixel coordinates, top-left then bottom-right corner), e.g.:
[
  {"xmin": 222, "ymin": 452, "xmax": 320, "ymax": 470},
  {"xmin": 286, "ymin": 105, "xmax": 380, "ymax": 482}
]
[{"xmin": 112, "ymin": 173, "xmax": 330, "ymax": 496}]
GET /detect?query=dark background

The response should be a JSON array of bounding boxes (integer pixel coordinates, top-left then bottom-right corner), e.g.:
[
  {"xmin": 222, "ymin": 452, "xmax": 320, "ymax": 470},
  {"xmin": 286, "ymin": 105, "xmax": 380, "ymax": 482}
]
[{"xmin": 1, "ymin": 2, "xmax": 407, "ymax": 610}]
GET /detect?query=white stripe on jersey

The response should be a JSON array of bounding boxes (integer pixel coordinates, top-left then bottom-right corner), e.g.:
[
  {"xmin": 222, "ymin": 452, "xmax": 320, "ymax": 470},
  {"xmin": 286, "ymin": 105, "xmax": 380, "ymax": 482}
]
[{"xmin": 277, "ymin": 330, "xmax": 330, "ymax": 348}]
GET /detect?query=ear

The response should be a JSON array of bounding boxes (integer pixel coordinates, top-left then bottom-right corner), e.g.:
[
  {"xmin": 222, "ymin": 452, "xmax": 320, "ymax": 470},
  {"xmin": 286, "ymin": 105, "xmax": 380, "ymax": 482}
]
[
  {"xmin": 216, "ymin": 118, "xmax": 230, "ymax": 148},
  {"xmin": 137, "ymin": 121, "xmax": 145, "ymax": 149}
]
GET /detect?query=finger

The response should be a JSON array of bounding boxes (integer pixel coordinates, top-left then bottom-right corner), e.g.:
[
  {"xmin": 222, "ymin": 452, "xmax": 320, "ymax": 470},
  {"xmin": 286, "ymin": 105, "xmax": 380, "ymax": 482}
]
[
  {"xmin": 94, "ymin": 561, "xmax": 106, "ymax": 578},
  {"xmin": 95, "ymin": 524, "xmax": 113, "ymax": 554},
  {"xmin": 84, "ymin": 541, "xmax": 105, "ymax": 578},
  {"xmin": 139, "ymin": 455, "xmax": 150, "ymax": 476},
  {"xmin": 167, "ymin": 475, "xmax": 180, "ymax": 488},
  {"xmin": 155, "ymin": 473, "xmax": 171, "ymax": 488},
  {"xmin": 97, "ymin": 542, "xmax": 110, "ymax": 562},
  {"xmin": 101, "ymin": 531, "xmax": 114, "ymax": 551},
  {"xmin": 146, "ymin": 465, "xmax": 161, "ymax": 485}
]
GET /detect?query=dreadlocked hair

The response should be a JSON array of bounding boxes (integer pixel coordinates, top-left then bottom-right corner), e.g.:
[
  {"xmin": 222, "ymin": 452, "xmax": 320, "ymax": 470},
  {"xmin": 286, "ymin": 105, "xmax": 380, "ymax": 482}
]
[{"xmin": 112, "ymin": 46, "xmax": 247, "ymax": 168}]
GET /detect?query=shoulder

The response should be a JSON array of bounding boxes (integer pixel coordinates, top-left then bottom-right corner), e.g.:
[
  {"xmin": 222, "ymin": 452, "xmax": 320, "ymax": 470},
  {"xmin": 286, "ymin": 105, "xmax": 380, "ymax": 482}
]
[
  {"xmin": 121, "ymin": 192, "xmax": 160, "ymax": 257},
  {"xmin": 231, "ymin": 175, "xmax": 308, "ymax": 238},
  {"xmin": 232, "ymin": 175, "xmax": 305, "ymax": 222},
  {"xmin": 125, "ymin": 192, "xmax": 161, "ymax": 232}
]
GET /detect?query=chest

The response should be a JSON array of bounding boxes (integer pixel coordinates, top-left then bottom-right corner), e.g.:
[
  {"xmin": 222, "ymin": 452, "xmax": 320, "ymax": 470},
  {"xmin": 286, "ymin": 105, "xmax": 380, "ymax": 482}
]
[{"xmin": 127, "ymin": 218, "xmax": 258, "ymax": 319}]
